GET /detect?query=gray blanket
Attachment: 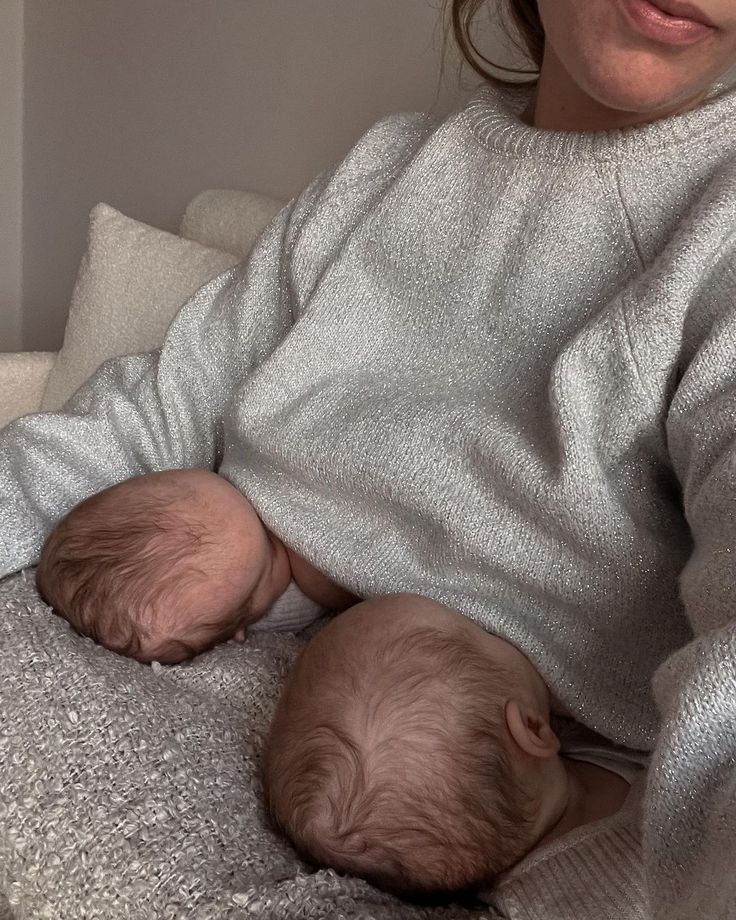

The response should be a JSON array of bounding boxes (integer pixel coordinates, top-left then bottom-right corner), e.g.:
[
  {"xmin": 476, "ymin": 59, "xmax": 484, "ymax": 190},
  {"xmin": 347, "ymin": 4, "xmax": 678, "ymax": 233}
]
[{"xmin": 0, "ymin": 572, "xmax": 492, "ymax": 920}]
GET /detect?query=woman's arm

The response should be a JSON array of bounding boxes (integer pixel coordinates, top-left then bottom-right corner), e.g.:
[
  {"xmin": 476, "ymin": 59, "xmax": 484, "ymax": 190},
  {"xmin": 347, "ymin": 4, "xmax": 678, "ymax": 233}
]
[
  {"xmin": 0, "ymin": 111, "xmax": 439, "ymax": 581},
  {"xmin": 0, "ymin": 183, "xmax": 321, "ymax": 579},
  {"xmin": 643, "ymin": 249, "xmax": 736, "ymax": 920}
]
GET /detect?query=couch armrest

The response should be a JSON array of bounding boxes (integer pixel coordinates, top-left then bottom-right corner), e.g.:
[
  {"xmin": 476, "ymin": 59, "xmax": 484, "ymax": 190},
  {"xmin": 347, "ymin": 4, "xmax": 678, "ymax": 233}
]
[{"xmin": 0, "ymin": 352, "xmax": 57, "ymax": 430}]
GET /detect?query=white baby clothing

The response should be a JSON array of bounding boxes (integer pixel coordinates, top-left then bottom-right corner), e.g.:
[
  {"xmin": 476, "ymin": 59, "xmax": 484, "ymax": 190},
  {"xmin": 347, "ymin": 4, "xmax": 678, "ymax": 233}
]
[{"xmin": 248, "ymin": 580, "xmax": 326, "ymax": 633}]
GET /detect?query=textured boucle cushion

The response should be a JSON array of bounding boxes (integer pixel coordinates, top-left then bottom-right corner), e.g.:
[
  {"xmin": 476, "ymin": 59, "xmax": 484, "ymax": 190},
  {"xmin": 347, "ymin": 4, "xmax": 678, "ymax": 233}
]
[
  {"xmin": 0, "ymin": 572, "xmax": 487, "ymax": 919},
  {"xmin": 41, "ymin": 204, "xmax": 240, "ymax": 412},
  {"xmin": 0, "ymin": 352, "xmax": 55, "ymax": 430},
  {"xmin": 180, "ymin": 189, "xmax": 284, "ymax": 259}
]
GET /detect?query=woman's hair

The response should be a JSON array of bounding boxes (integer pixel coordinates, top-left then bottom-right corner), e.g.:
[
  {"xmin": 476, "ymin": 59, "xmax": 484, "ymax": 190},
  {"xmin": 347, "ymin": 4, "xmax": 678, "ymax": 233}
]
[{"xmin": 444, "ymin": 0, "xmax": 544, "ymax": 88}]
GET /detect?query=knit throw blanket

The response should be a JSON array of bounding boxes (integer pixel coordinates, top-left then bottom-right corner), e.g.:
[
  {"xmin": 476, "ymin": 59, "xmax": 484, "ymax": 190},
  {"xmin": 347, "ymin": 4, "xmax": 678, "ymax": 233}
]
[
  {"xmin": 0, "ymin": 572, "xmax": 488, "ymax": 920},
  {"xmin": 4, "ymin": 567, "xmax": 735, "ymax": 920}
]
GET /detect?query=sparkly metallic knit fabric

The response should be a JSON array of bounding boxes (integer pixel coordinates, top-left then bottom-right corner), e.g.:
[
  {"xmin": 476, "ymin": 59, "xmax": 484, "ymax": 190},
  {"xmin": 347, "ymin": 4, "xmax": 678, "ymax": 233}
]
[{"xmin": 3, "ymin": 78, "xmax": 736, "ymax": 917}]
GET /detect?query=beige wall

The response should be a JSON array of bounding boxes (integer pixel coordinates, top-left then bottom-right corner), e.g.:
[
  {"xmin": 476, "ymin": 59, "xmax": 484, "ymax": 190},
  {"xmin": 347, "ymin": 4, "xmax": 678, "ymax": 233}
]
[
  {"xmin": 0, "ymin": 0, "xmax": 23, "ymax": 352},
  {"xmin": 19, "ymin": 0, "xmax": 484, "ymax": 352}
]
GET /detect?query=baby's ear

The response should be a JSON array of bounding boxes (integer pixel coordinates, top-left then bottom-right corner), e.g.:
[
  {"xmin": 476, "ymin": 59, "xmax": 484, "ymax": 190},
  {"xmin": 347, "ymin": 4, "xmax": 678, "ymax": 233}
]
[{"xmin": 504, "ymin": 700, "xmax": 560, "ymax": 760}]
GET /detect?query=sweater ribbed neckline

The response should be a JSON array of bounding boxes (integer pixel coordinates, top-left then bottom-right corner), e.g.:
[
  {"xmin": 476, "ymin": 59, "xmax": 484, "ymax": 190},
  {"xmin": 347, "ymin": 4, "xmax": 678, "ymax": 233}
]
[{"xmin": 461, "ymin": 74, "xmax": 736, "ymax": 165}]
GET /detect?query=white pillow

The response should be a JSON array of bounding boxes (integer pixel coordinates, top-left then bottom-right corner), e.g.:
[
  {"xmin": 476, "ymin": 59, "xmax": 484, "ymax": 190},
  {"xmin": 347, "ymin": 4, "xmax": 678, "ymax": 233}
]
[
  {"xmin": 180, "ymin": 189, "xmax": 284, "ymax": 259},
  {"xmin": 41, "ymin": 203, "xmax": 240, "ymax": 411}
]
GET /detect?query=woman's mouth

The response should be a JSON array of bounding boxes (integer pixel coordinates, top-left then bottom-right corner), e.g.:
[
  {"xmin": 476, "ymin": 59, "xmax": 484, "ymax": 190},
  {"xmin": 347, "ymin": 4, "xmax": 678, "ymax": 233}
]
[{"xmin": 618, "ymin": 0, "xmax": 717, "ymax": 46}]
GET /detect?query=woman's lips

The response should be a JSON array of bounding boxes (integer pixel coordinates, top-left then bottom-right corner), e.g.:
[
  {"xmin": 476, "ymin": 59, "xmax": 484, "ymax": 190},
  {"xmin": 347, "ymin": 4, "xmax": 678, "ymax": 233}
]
[
  {"xmin": 649, "ymin": 0, "xmax": 716, "ymax": 28},
  {"xmin": 618, "ymin": 0, "xmax": 717, "ymax": 45}
]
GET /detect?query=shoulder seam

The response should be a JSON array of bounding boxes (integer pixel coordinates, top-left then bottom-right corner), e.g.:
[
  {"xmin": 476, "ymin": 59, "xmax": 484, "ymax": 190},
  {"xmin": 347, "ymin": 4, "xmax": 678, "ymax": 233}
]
[
  {"xmin": 614, "ymin": 299, "xmax": 660, "ymax": 414},
  {"xmin": 612, "ymin": 170, "xmax": 647, "ymax": 271},
  {"xmin": 593, "ymin": 163, "xmax": 647, "ymax": 272}
]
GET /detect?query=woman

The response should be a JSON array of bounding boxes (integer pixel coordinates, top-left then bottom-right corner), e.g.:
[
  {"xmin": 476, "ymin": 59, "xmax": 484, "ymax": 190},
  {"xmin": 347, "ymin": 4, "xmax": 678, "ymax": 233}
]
[{"xmin": 1, "ymin": 1, "xmax": 735, "ymax": 916}]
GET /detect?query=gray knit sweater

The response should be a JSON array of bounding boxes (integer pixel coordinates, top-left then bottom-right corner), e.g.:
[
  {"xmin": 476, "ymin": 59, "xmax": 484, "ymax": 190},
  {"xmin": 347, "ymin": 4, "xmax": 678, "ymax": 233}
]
[{"xmin": 3, "ymin": 78, "xmax": 736, "ymax": 917}]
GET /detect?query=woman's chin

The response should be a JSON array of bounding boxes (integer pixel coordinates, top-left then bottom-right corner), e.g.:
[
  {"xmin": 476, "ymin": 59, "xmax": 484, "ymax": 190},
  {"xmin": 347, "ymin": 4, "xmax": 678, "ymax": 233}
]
[{"xmin": 579, "ymin": 61, "xmax": 711, "ymax": 122}]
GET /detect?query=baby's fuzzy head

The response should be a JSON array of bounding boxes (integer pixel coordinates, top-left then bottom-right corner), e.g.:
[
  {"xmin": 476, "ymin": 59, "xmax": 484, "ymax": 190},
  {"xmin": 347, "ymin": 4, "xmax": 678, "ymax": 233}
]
[
  {"xmin": 264, "ymin": 595, "xmax": 556, "ymax": 897},
  {"xmin": 36, "ymin": 469, "xmax": 289, "ymax": 663}
]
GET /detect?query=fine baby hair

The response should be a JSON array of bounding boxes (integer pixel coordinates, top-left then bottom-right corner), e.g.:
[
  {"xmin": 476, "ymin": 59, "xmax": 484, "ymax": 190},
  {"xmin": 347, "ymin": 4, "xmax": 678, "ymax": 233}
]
[
  {"xmin": 36, "ymin": 469, "xmax": 268, "ymax": 664},
  {"xmin": 264, "ymin": 600, "xmax": 539, "ymax": 897}
]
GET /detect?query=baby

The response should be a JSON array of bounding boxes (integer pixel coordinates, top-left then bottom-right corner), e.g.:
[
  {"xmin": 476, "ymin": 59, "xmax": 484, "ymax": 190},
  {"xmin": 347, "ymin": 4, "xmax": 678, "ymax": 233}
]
[
  {"xmin": 263, "ymin": 594, "xmax": 648, "ymax": 899},
  {"xmin": 35, "ymin": 468, "xmax": 357, "ymax": 664}
]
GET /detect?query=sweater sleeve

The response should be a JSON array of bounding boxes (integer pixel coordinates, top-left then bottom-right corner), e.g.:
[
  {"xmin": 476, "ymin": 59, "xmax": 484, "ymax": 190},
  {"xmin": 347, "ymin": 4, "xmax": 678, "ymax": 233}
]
[
  {"xmin": 0, "ymin": 111, "xmax": 439, "ymax": 581},
  {"xmin": 642, "ymin": 243, "xmax": 736, "ymax": 920},
  {"xmin": 0, "ymin": 179, "xmax": 322, "ymax": 579}
]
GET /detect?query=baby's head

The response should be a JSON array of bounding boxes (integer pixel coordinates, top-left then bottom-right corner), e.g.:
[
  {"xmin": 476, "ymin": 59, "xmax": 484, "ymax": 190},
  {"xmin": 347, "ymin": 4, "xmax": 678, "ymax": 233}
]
[
  {"xmin": 264, "ymin": 594, "xmax": 565, "ymax": 898},
  {"xmin": 36, "ymin": 469, "xmax": 291, "ymax": 664}
]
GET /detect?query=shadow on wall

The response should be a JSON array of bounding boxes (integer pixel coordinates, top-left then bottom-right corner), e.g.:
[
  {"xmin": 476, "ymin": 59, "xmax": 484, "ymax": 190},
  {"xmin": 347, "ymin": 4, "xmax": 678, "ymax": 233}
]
[{"xmin": 19, "ymin": 0, "xmax": 501, "ymax": 353}]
